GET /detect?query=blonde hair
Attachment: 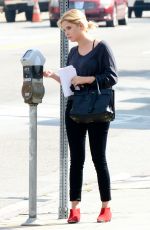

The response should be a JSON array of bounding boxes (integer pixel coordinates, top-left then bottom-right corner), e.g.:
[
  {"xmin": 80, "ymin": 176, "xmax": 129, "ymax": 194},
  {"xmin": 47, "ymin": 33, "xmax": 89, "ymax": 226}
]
[{"xmin": 57, "ymin": 9, "xmax": 97, "ymax": 30}]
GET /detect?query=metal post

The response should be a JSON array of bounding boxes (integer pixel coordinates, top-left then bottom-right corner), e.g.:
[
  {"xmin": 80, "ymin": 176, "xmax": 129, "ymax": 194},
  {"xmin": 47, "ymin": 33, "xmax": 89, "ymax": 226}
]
[
  {"xmin": 22, "ymin": 104, "xmax": 40, "ymax": 226},
  {"xmin": 29, "ymin": 104, "xmax": 37, "ymax": 218},
  {"xmin": 59, "ymin": 0, "xmax": 69, "ymax": 219}
]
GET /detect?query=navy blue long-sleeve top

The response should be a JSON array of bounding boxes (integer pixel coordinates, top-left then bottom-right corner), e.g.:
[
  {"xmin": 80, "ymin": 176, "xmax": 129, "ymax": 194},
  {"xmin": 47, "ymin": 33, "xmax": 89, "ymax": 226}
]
[{"xmin": 67, "ymin": 40, "xmax": 118, "ymax": 89}]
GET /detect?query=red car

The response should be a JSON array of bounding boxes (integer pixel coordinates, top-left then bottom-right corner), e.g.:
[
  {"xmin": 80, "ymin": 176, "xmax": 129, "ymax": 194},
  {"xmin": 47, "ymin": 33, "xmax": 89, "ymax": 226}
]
[{"xmin": 49, "ymin": 0, "xmax": 128, "ymax": 27}]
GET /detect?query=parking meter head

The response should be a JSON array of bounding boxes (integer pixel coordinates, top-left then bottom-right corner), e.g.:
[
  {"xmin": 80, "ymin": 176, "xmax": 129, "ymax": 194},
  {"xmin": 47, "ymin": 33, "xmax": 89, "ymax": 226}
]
[{"xmin": 21, "ymin": 49, "xmax": 45, "ymax": 105}]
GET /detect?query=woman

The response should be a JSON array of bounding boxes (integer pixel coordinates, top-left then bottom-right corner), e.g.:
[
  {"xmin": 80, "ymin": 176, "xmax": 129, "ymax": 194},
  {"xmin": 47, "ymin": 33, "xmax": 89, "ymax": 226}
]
[{"xmin": 43, "ymin": 9, "xmax": 118, "ymax": 223}]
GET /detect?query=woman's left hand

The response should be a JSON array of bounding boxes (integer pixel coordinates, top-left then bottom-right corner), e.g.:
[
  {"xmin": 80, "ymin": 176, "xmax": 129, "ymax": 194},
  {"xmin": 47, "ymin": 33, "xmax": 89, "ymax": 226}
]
[
  {"xmin": 71, "ymin": 76, "xmax": 95, "ymax": 87},
  {"xmin": 71, "ymin": 76, "xmax": 86, "ymax": 87}
]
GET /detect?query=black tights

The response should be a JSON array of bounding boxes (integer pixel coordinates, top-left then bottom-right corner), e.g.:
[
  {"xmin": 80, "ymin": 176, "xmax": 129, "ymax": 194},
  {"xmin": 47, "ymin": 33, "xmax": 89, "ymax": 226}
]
[{"xmin": 65, "ymin": 101, "xmax": 111, "ymax": 202}]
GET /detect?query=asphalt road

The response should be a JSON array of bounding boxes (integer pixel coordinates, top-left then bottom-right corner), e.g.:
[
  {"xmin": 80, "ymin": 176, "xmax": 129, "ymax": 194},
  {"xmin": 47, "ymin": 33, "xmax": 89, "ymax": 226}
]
[{"xmin": 0, "ymin": 14, "xmax": 150, "ymax": 214}]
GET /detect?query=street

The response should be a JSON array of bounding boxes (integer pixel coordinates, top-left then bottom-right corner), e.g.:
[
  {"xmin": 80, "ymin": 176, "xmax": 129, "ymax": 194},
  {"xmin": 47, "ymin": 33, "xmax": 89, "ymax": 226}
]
[{"xmin": 0, "ymin": 12, "xmax": 150, "ymax": 218}]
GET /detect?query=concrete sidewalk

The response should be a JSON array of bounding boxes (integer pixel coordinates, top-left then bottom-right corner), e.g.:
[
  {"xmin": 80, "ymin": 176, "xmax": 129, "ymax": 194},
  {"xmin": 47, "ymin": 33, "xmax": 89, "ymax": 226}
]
[{"xmin": 0, "ymin": 174, "xmax": 150, "ymax": 230}]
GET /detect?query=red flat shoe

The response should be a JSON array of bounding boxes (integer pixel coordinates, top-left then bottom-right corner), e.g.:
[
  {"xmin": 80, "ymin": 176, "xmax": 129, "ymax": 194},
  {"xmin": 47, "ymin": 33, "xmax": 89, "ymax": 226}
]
[
  {"xmin": 97, "ymin": 207, "xmax": 112, "ymax": 223},
  {"xmin": 67, "ymin": 208, "xmax": 80, "ymax": 224}
]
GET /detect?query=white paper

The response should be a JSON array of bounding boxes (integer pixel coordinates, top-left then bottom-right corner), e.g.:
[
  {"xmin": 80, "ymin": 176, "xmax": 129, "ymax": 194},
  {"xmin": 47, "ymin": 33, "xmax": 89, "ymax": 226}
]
[{"xmin": 58, "ymin": 65, "xmax": 77, "ymax": 97}]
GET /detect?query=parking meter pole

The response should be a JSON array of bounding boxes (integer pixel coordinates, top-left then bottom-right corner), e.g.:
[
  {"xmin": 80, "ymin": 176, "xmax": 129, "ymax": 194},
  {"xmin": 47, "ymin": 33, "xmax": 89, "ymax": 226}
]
[
  {"xmin": 59, "ymin": 0, "xmax": 69, "ymax": 219},
  {"xmin": 29, "ymin": 104, "xmax": 37, "ymax": 219}
]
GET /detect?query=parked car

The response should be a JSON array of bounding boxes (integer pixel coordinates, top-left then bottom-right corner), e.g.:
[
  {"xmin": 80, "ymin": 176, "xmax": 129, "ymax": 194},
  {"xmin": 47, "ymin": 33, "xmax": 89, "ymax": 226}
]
[
  {"xmin": 1, "ymin": 0, "xmax": 49, "ymax": 22},
  {"xmin": 49, "ymin": 0, "xmax": 128, "ymax": 27},
  {"xmin": 128, "ymin": 0, "xmax": 150, "ymax": 18}
]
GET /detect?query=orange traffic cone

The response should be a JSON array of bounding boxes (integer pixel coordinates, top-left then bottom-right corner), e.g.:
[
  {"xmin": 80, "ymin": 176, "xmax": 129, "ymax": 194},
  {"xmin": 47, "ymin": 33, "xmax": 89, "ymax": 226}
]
[{"xmin": 32, "ymin": 0, "xmax": 41, "ymax": 22}]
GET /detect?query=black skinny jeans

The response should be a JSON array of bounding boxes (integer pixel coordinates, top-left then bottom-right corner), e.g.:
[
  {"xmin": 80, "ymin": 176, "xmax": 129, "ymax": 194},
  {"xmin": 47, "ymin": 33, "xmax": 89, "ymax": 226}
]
[{"xmin": 65, "ymin": 100, "xmax": 111, "ymax": 202}]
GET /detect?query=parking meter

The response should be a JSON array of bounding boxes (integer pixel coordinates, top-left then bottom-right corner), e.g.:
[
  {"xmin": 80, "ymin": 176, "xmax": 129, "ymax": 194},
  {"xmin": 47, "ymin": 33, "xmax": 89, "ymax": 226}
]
[{"xmin": 21, "ymin": 49, "xmax": 45, "ymax": 104}]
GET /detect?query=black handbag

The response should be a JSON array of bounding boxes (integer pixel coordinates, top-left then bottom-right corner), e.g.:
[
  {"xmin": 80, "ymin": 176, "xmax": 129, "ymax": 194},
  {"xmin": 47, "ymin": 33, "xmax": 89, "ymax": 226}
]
[{"xmin": 69, "ymin": 81, "xmax": 115, "ymax": 123}]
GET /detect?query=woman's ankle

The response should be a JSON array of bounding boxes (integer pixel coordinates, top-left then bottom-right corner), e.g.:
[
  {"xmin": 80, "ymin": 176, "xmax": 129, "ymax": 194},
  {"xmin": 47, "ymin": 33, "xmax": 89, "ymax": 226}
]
[
  {"xmin": 71, "ymin": 201, "xmax": 80, "ymax": 209},
  {"xmin": 101, "ymin": 201, "xmax": 110, "ymax": 209}
]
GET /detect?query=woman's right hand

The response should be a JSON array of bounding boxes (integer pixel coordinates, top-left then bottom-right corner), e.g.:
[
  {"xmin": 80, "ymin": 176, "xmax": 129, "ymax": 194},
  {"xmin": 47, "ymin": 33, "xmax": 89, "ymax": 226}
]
[
  {"xmin": 43, "ymin": 70, "xmax": 60, "ymax": 83},
  {"xmin": 43, "ymin": 70, "xmax": 53, "ymax": 78}
]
